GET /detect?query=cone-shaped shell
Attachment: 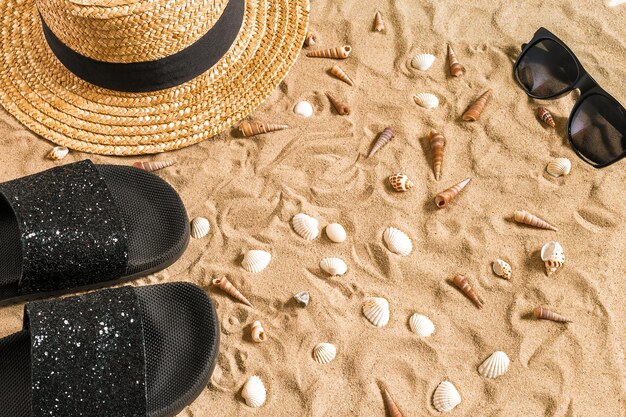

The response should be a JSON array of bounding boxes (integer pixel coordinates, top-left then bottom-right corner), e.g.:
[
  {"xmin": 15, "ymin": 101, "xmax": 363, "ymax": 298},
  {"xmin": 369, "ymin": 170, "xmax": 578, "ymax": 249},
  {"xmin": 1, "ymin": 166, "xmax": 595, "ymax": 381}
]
[
  {"xmin": 546, "ymin": 158, "xmax": 572, "ymax": 177},
  {"xmin": 190, "ymin": 217, "xmax": 210, "ymax": 239},
  {"xmin": 368, "ymin": 127, "xmax": 395, "ymax": 158},
  {"xmin": 411, "ymin": 53, "xmax": 436, "ymax": 71},
  {"xmin": 304, "ymin": 32, "xmax": 318, "ymax": 47},
  {"xmin": 373, "ymin": 11, "xmax": 385, "ymax": 31},
  {"xmin": 533, "ymin": 306, "xmax": 572, "ymax": 323},
  {"xmin": 320, "ymin": 257, "xmax": 348, "ymax": 276},
  {"xmin": 212, "ymin": 277, "xmax": 253, "ymax": 307},
  {"xmin": 132, "ymin": 159, "xmax": 175, "ymax": 172},
  {"xmin": 536, "ymin": 106, "xmax": 556, "ymax": 127},
  {"xmin": 312, "ymin": 343, "xmax": 337, "ymax": 364},
  {"xmin": 478, "ymin": 351, "xmax": 510, "ymax": 379},
  {"xmin": 292, "ymin": 213, "xmax": 320, "ymax": 240},
  {"xmin": 251, "ymin": 320, "xmax": 267, "ymax": 343},
  {"xmin": 452, "ymin": 274, "xmax": 484, "ymax": 308},
  {"xmin": 389, "ymin": 173, "xmax": 414, "ymax": 192},
  {"xmin": 492, "ymin": 259, "xmax": 512, "ymax": 280},
  {"xmin": 307, "ymin": 45, "xmax": 352, "ymax": 59},
  {"xmin": 383, "ymin": 227, "xmax": 413, "ymax": 256},
  {"xmin": 432, "ymin": 380, "xmax": 461, "ymax": 412},
  {"xmin": 381, "ymin": 387, "xmax": 404, "ymax": 417},
  {"xmin": 326, "ymin": 92, "xmax": 351, "ymax": 115},
  {"xmin": 435, "ymin": 178, "xmax": 471, "ymax": 209},
  {"xmin": 409, "ymin": 314, "xmax": 435, "ymax": 337},
  {"xmin": 242, "ymin": 250, "xmax": 272, "ymax": 273},
  {"xmin": 239, "ymin": 121, "xmax": 289, "ymax": 137},
  {"xmin": 429, "ymin": 130, "xmax": 446, "ymax": 180},
  {"xmin": 362, "ymin": 297, "xmax": 390, "ymax": 328},
  {"xmin": 541, "ymin": 241, "xmax": 565, "ymax": 276},
  {"xmin": 414, "ymin": 93, "xmax": 439, "ymax": 109},
  {"xmin": 462, "ymin": 89, "xmax": 492, "ymax": 121},
  {"xmin": 514, "ymin": 210, "xmax": 558, "ymax": 231},
  {"xmin": 241, "ymin": 375, "xmax": 266, "ymax": 408},
  {"xmin": 330, "ymin": 65, "xmax": 354, "ymax": 86},
  {"xmin": 47, "ymin": 146, "xmax": 69, "ymax": 160},
  {"xmin": 447, "ymin": 44, "xmax": 465, "ymax": 77},
  {"xmin": 294, "ymin": 291, "xmax": 310, "ymax": 307}
]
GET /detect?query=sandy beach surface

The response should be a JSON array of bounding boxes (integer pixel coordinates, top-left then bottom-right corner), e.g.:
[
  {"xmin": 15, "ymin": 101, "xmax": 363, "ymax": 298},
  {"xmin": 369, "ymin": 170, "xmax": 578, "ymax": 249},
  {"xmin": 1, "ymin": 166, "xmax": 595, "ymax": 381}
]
[{"xmin": 1, "ymin": 0, "xmax": 625, "ymax": 415}]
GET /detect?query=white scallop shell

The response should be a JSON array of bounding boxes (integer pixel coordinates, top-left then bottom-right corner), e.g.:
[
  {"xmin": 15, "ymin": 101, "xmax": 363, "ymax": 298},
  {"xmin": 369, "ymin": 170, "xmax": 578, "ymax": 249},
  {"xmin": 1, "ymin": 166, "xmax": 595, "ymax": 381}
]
[
  {"xmin": 325, "ymin": 223, "xmax": 347, "ymax": 243},
  {"xmin": 540, "ymin": 241, "xmax": 565, "ymax": 263},
  {"xmin": 242, "ymin": 250, "xmax": 272, "ymax": 273},
  {"xmin": 319, "ymin": 257, "xmax": 348, "ymax": 276},
  {"xmin": 292, "ymin": 213, "xmax": 320, "ymax": 240},
  {"xmin": 241, "ymin": 375, "xmax": 266, "ymax": 408},
  {"xmin": 492, "ymin": 259, "xmax": 512, "ymax": 280},
  {"xmin": 413, "ymin": 93, "xmax": 439, "ymax": 109},
  {"xmin": 432, "ymin": 380, "xmax": 461, "ymax": 412},
  {"xmin": 190, "ymin": 217, "xmax": 210, "ymax": 239},
  {"xmin": 478, "ymin": 351, "xmax": 510, "ymax": 379},
  {"xmin": 362, "ymin": 297, "xmax": 390, "ymax": 328},
  {"xmin": 312, "ymin": 342, "xmax": 337, "ymax": 364},
  {"xmin": 47, "ymin": 146, "xmax": 69, "ymax": 160},
  {"xmin": 409, "ymin": 313, "xmax": 435, "ymax": 337},
  {"xmin": 546, "ymin": 158, "xmax": 572, "ymax": 177},
  {"xmin": 294, "ymin": 100, "xmax": 314, "ymax": 117},
  {"xmin": 411, "ymin": 53, "xmax": 436, "ymax": 71},
  {"xmin": 383, "ymin": 227, "xmax": 412, "ymax": 256}
]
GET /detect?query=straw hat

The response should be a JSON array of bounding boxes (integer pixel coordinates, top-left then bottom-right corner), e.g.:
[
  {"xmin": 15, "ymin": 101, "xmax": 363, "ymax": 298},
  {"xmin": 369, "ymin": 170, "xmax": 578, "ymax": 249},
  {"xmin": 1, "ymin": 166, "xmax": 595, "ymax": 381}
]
[{"xmin": 0, "ymin": 0, "xmax": 309, "ymax": 155}]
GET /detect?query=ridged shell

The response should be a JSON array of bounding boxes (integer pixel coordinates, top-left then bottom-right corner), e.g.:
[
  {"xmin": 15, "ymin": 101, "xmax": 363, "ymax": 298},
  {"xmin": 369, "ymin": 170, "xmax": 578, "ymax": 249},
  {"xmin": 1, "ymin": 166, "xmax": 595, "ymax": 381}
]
[
  {"xmin": 292, "ymin": 213, "xmax": 320, "ymax": 240},
  {"xmin": 389, "ymin": 173, "xmax": 414, "ymax": 192},
  {"xmin": 294, "ymin": 101, "xmax": 314, "ymax": 117},
  {"xmin": 546, "ymin": 158, "xmax": 572, "ymax": 177},
  {"xmin": 190, "ymin": 217, "xmax": 210, "ymax": 239},
  {"xmin": 47, "ymin": 146, "xmax": 69, "ymax": 160},
  {"xmin": 132, "ymin": 159, "xmax": 175, "ymax": 172},
  {"xmin": 541, "ymin": 241, "xmax": 565, "ymax": 276},
  {"xmin": 536, "ymin": 106, "xmax": 556, "ymax": 127},
  {"xmin": 413, "ymin": 93, "xmax": 439, "ymax": 109},
  {"xmin": 478, "ymin": 351, "xmax": 510, "ymax": 379},
  {"xmin": 294, "ymin": 291, "xmax": 310, "ymax": 307},
  {"xmin": 492, "ymin": 259, "xmax": 512, "ymax": 280},
  {"xmin": 432, "ymin": 380, "xmax": 461, "ymax": 412},
  {"xmin": 411, "ymin": 53, "xmax": 436, "ymax": 71},
  {"xmin": 409, "ymin": 314, "xmax": 435, "ymax": 337},
  {"xmin": 383, "ymin": 227, "xmax": 412, "ymax": 256},
  {"xmin": 312, "ymin": 343, "xmax": 337, "ymax": 364},
  {"xmin": 320, "ymin": 257, "xmax": 348, "ymax": 276},
  {"xmin": 242, "ymin": 250, "xmax": 272, "ymax": 273},
  {"xmin": 330, "ymin": 65, "xmax": 354, "ymax": 86},
  {"xmin": 325, "ymin": 223, "xmax": 347, "ymax": 243},
  {"xmin": 373, "ymin": 11, "xmax": 385, "ymax": 32},
  {"xmin": 241, "ymin": 375, "xmax": 266, "ymax": 408},
  {"xmin": 362, "ymin": 297, "xmax": 390, "ymax": 328},
  {"xmin": 462, "ymin": 89, "xmax": 492, "ymax": 121}
]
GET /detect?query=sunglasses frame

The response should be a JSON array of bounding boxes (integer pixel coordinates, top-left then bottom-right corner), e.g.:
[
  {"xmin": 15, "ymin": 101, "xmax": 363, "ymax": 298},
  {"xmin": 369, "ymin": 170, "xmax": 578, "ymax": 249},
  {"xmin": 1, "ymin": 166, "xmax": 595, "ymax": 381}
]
[{"xmin": 513, "ymin": 27, "xmax": 626, "ymax": 168}]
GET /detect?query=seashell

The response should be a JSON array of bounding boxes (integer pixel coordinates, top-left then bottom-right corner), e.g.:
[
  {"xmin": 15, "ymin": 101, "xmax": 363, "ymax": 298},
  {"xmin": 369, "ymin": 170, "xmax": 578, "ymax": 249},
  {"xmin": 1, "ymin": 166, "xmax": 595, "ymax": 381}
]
[
  {"xmin": 307, "ymin": 45, "xmax": 352, "ymax": 59},
  {"xmin": 190, "ymin": 217, "xmax": 210, "ymax": 239},
  {"xmin": 239, "ymin": 121, "xmax": 289, "ymax": 137},
  {"xmin": 411, "ymin": 53, "xmax": 436, "ymax": 71},
  {"xmin": 242, "ymin": 250, "xmax": 272, "ymax": 273},
  {"xmin": 381, "ymin": 386, "xmax": 404, "ymax": 417},
  {"xmin": 383, "ymin": 227, "xmax": 412, "ymax": 256},
  {"xmin": 212, "ymin": 277, "xmax": 253, "ymax": 307},
  {"xmin": 330, "ymin": 65, "xmax": 354, "ymax": 86},
  {"xmin": 533, "ymin": 306, "xmax": 572, "ymax": 323},
  {"xmin": 514, "ymin": 210, "xmax": 558, "ymax": 231},
  {"xmin": 304, "ymin": 32, "xmax": 318, "ymax": 47},
  {"xmin": 132, "ymin": 159, "xmax": 175, "ymax": 172},
  {"xmin": 432, "ymin": 380, "xmax": 461, "ymax": 412},
  {"xmin": 362, "ymin": 297, "xmax": 390, "ymax": 328},
  {"xmin": 294, "ymin": 101, "xmax": 314, "ymax": 117},
  {"xmin": 606, "ymin": 0, "xmax": 626, "ymax": 6},
  {"xmin": 292, "ymin": 213, "xmax": 320, "ymax": 240},
  {"xmin": 492, "ymin": 259, "xmax": 512, "ymax": 280},
  {"xmin": 546, "ymin": 158, "xmax": 572, "ymax": 177},
  {"xmin": 312, "ymin": 342, "xmax": 337, "ymax": 364},
  {"xmin": 294, "ymin": 291, "xmax": 310, "ymax": 307},
  {"xmin": 478, "ymin": 351, "xmax": 510, "ymax": 379},
  {"xmin": 373, "ymin": 11, "xmax": 385, "ymax": 32},
  {"xmin": 536, "ymin": 106, "xmax": 556, "ymax": 127},
  {"xmin": 320, "ymin": 257, "xmax": 348, "ymax": 276},
  {"xmin": 447, "ymin": 44, "xmax": 465, "ymax": 77},
  {"xmin": 429, "ymin": 130, "xmax": 446, "ymax": 180},
  {"xmin": 388, "ymin": 173, "xmax": 414, "ymax": 192},
  {"xmin": 540, "ymin": 241, "xmax": 565, "ymax": 276},
  {"xmin": 462, "ymin": 89, "xmax": 493, "ymax": 121},
  {"xmin": 47, "ymin": 146, "xmax": 69, "ymax": 160},
  {"xmin": 409, "ymin": 313, "xmax": 435, "ymax": 337},
  {"xmin": 368, "ymin": 127, "xmax": 394, "ymax": 158},
  {"xmin": 413, "ymin": 93, "xmax": 439, "ymax": 109},
  {"xmin": 434, "ymin": 178, "xmax": 471, "ymax": 209},
  {"xmin": 250, "ymin": 320, "xmax": 267, "ymax": 343},
  {"xmin": 241, "ymin": 375, "xmax": 266, "ymax": 408},
  {"xmin": 452, "ymin": 274, "xmax": 484, "ymax": 309},
  {"xmin": 325, "ymin": 91, "xmax": 351, "ymax": 115},
  {"xmin": 325, "ymin": 223, "xmax": 347, "ymax": 243}
]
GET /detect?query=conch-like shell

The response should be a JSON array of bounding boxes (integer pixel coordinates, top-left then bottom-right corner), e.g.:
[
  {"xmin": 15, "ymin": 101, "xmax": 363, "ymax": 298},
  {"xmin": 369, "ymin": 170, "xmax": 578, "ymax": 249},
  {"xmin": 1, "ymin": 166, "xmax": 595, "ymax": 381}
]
[
  {"xmin": 190, "ymin": 217, "xmax": 210, "ymax": 239},
  {"xmin": 383, "ymin": 227, "xmax": 412, "ymax": 256},
  {"xmin": 492, "ymin": 259, "xmax": 512, "ymax": 280},
  {"xmin": 373, "ymin": 11, "xmax": 385, "ymax": 32},
  {"xmin": 462, "ymin": 89, "xmax": 492, "ymax": 121},
  {"xmin": 432, "ymin": 380, "xmax": 461, "ymax": 412},
  {"xmin": 541, "ymin": 241, "xmax": 565, "ymax": 276},
  {"xmin": 409, "ymin": 313, "xmax": 435, "ymax": 337},
  {"xmin": 304, "ymin": 32, "xmax": 318, "ymax": 47},
  {"xmin": 326, "ymin": 91, "xmax": 351, "ymax": 115},
  {"xmin": 478, "ymin": 351, "xmax": 510, "ymax": 379},
  {"xmin": 307, "ymin": 45, "xmax": 352, "ymax": 59},
  {"xmin": 362, "ymin": 297, "xmax": 390, "ymax": 328},
  {"xmin": 536, "ymin": 107, "xmax": 556, "ymax": 127},
  {"xmin": 132, "ymin": 159, "xmax": 175, "ymax": 172},
  {"xmin": 447, "ymin": 44, "xmax": 465, "ymax": 77},
  {"xmin": 533, "ymin": 306, "xmax": 572, "ymax": 323},
  {"xmin": 292, "ymin": 213, "xmax": 320, "ymax": 240},
  {"xmin": 413, "ymin": 93, "xmax": 439, "ymax": 109},
  {"xmin": 242, "ymin": 250, "xmax": 272, "ymax": 273},
  {"xmin": 239, "ymin": 121, "xmax": 289, "ymax": 137},
  {"xmin": 312, "ymin": 342, "xmax": 337, "ymax": 364},
  {"xmin": 212, "ymin": 277, "xmax": 253, "ymax": 307},
  {"xmin": 546, "ymin": 158, "xmax": 572, "ymax": 177},
  {"xmin": 435, "ymin": 178, "xmax": 471, "ymax": 209},
  {"xmin": 514, "ymin": 210, "xmax": 558, "ymax": 231},
  {"xmin": 411, "ymin": 53, "xmax": 436, "ymax": 71},
  {"xmin": 368, "ymin": 127, "xmax": 394, "ymax": 158},
  {"xmin": 429, "ymin": 130, "xmax": 446, "ymax": 180},
  {"xmin": 452, "ymin": 274, "xmax": 484, "ymax": 309},
  {"xmin": 319, "ymin": 257, "xmax": 348, "ymax": 276},
  {"xmin": 381, "ymin": 386, "xmax": 404, "ymax": 417},
  {"xmin": 330, "ymin": 65, "xmax": 354, "ymax": 86},
  {"xmin": 47, "ymin": 146, "xmax": 69, "ymax": 160},
  {"xmin": 241, "ymin": 375, "xmax": 266, "ymax": 408},
  {"xmin": 294, "ymin": 291, "xmax": 310, "ymax": 307},
  {"xmin": 251, "ymin": 320, "xmax": 267, "ymax": 343},
  {"xmin": 388, "ymin": 173, "xmax": 414, "ymax": 192}
]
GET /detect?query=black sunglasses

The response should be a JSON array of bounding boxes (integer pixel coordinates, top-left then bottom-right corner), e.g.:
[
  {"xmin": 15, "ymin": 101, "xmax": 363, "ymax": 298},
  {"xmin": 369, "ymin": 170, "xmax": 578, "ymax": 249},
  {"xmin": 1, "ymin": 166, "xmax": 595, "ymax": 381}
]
[{"xmin": 514, "ymin": 27, "xmax": 625, "ymax": 168}]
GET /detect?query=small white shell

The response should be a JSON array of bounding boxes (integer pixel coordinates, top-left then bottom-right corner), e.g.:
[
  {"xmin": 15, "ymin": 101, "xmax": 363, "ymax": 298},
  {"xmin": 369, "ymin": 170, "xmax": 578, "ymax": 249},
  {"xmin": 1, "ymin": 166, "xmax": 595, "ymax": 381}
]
[
  {"xmin": 47, "ymin": 146, "xmax": 69, "ymax": 160},
  {"xmin": 492, "ymin": 259, "xmax": 512, "ymax": 280},
  {"xmin": 312, "ymin": 342, "xmax": 337, "ymax": 364},
  {"xmin": 411, "ymin": 53, "xmax": 436, "ymax": 71},
  {"xmin": 478, "ymin": 351, "xmax": 510, "ymax": 379},
  {"xmin": 409, "ymin": 314, "xmax": 435, "ymax": 337},
  {"xmin": 541, "ymin": 241, "xmax": 565, "ymax": 263},
  {"xmin": 294, "ymin": 291, "xmax": 310, "ymax": 306},
  {"xmin": 294, "ymin": 100, "xmax": 314, "ymax": 117},
  {"xmin": 325, "ymin": 223, "xmax": 347, "ymax": 243},
  {"xmin": 242, "ymin": 250, "xmax": 272, "ymax": 273},
  {"xmin": 383, "ymin": 227, "xmax": 412, "ymax": 256},
  {"xmin": 319, "ymin": 257, "xmax": 348, "ymax": 276},
  {"xmin": 241, "ymin": 375, "xmax": 266, "ymax": 408},
  {"xmin": 362, "ymin": 297, "xmax": 390, "ymax": 328},
  {"xmin": 190, "ymin": 217, "xmax": 210, "ymax": 239},
  {"xmin": 413, "ymin": 93, "xmax": 439, "ymax": 109},
  {"xmin": 432, "ymin": 380, "xmax": 461, "ymax": 412},
  {"xmin": 546, "ymin": 158, "xmax": 572, "ymax": 177},
  {"xmin": 292, "ymin": 213, "xmax": 320, "ymax": 240}
]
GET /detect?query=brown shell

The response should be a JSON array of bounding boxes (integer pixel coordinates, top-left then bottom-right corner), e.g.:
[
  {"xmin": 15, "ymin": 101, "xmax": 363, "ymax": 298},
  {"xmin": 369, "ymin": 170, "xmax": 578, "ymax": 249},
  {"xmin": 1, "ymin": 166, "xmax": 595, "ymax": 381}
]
[
  {"xmin": 381, "ymin": 387, "xmax": 404, "ymax": 417},
  {"xmin": 389, "ymin": 173, "xmax": 414, "ymax": 192},
  {"xmin": 239, "ymin": 121, "xmax": 289, "ymax": 137},
  {"xmin": 132, "ymin": 159, "xmax": 175, "ymax": 172},
  {"xmin": 251, "ymin": 320, "xmax": 267, "ymax": 342},
  {"xmin": 434, "ymin": 178, "xmax": 470, "ymax": 209},
  {"xmin": 452, "ymin": 274, "xmax": 484, "ymax": 309},
  {"xmin": 326, "ymin": 92, "xmax": 351, "ymax": 115},
  {"xmin": 429, "ymin": 130, "xmax": 446, "ymax": 180},
  {"xmin": 307, "ymin": 45, "xmax": 352, "ymax": 59},
  {"xmin": 212, "ymin": 277, "xmax": 253, "ymax": 307},
  {"xmin": 330, "ymin": 65, "xmax": 354, "ymax": 86},
  {"xmin": 368, "ymin": 127, "xmax": 394, "ymax": 158},
  {"xmin": 533, "ymin": 306, "xmax": 572, "ymax": 323},
  {"xmin": 304, "ymin": 32, "xmax": 318, "ymax": 48},
  {"xmin": 462, "ymin": 89, "xmax": 493, "ymax": 121},
  {"xmin": 514, "ymin": 210, "xmax": 558, "ymax": 231},
  {"xmin": 447, "ymin": 44, "xmax": 464, "ymax": 77},
  {"xmin": 374, "ymin": 11, "xmax": 385, "ymax": 32},
  {"xmin": 536, "ymin": 107, "xmax": 556, "ymax": 127}
]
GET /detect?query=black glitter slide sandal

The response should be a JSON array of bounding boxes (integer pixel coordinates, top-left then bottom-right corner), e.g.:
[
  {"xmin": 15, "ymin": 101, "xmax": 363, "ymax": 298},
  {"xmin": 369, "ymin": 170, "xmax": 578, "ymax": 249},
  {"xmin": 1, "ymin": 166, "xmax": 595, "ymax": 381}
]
[
  {"xmin": 0, "ymin": 160, "xmax": 189, "ymax": 306},
  {"xmin": 0, "ymin": 282, "xmax": 220, "ymax": 417}
]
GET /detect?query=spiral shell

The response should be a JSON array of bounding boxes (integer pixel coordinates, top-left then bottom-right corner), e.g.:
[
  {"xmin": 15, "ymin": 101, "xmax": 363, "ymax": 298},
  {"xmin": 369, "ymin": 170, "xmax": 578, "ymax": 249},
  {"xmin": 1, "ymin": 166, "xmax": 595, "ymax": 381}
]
[
  {"xmin": 413, "ymin": 93, "xmax": 439, "ymax": 109},
  {"xmin": 429, "ymin": 130, "xmax": 446, "ymax": 180},
  {"xmin": 546, "ymin": 158, "xmax": 572, "ymax": 177},
  {"xmin": 411, "ymin": 53, "xmax": 436, "ymax": 71},
  {"xmin": 292, "ymin": 213, "xmax": 320, "ymax": 240},
  {"xmin": 478, "ymin": 351, "xmax": 510, "ymax": 379},
  {"xmin": 514, "ymin": 210, "xmax": 558, "ymax": 231},
  {"xmin": 462, "ymin": 89, "xmax": 492, "ymax": 121},
  {"xmin": 452, "ymin": 274, "xmax": 484, "ymax": 309},
  {"xmin": 435, "ymin": 178, "xmax": 471, "ymax": 209},
  {"xmin": 533, "ymin": 306, "xmax": 572, "ymax": 323},
  {"xmin": 312, "ymin": 343, "xmax": 337, "ymax": 364},
  {"xmin": 190, "ymin": 217, "xmax": 210, "ymax": 239},
  {"xmin": 492, "ymin": 259, "xmax": 512, "ymax": 280},
  {"xmin": 319, "ymin": 257, "xmax": 348, "ymax": 276},
  {"xmin": 212, "ymin": 277, "xmax": 253, "ymax": 307},
  {"xmin": 325, "ymin": 223, "xmax": 347, "ymax": 243},
  {"xmin": 47, "ymin": 146, "xmax": 69, "ymax": 160},
  {"xmin": 304, "ymin": 32, "xmax": 318, "ymax": 47},
  {"xmin": 326, "ymin": 92, "xmax": 351, "ymax": 115},
  {"xmin": 368, "ymin": 127, "xmax": 395, "ymax": 158},
  {"xmin": 241, "ymin": 375, "xmax": 266, "ymax": 408},
  {"xmin": 330, "ymin": 65, "xmax": 354, "ymax": 86},
  {"xmin": 432, "ymin": 380, "xmax": 461, "ymax": 412},
  {"xmin": 541, "ymin": 241, "xmax": 565, "ymax": 276},
  {"xmin": 242, "ymin": 250, "xmax": 272, "ymax": 273},
  {"xmin": 307, "ymin": 45, "xmax": 352, "ymax": 59},
  {"xmin": 251, "ymin": 320, "xmax": 267, "ymax": 343},
  {"xmin": 388, "ymin": 173, "xmax": 414, "ymax": 192},
  {"xmin": 536, "ymin": 106, "xmax": 556, "ymax": 127},
  {"xmin": 447, "ymin": 44, "xmax": 465, "ymax": 77},
  {"xmin": 409, "ymin": 314, "xmax": 435, "ymax": 337},
  {"xmin": 132, "ymin": 159, "xmax": 175, "ymax": 172},
  {"xmin": 239, "ymin": 121, "xmax": 289, "ymax": 137},
  {"xmin": 373, "ymin": 11, "xmax": 385, "ymax": 31},
  {"xmin": 362, "ymin": 297, "xmax": 390, "ymax": 328},
  {"xmin": 381, "ymin": 387, "xmax": 404, "ymax": 417},
  {"xmin": 383, "ymin": 227, "xmax": 413, "ymax": 256}
]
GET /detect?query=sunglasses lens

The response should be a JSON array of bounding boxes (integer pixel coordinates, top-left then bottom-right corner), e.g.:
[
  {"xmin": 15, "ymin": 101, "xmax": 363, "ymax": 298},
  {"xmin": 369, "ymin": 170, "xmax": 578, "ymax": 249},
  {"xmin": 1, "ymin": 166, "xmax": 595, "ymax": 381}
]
[
  {"xmin": 570, "ymin": 94, "xmax": 626, "ymax": 166},
  {"xmin": 516, "ymin": 39, "xmax": 579, "ymax": 98}
]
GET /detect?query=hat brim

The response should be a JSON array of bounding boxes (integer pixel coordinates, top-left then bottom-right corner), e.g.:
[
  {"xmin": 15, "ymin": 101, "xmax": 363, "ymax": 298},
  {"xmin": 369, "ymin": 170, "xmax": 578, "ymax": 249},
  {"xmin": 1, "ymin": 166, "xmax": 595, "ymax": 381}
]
[{"xmin": 0, "ymin": 0, "xmax": 309, "ymax": 155}]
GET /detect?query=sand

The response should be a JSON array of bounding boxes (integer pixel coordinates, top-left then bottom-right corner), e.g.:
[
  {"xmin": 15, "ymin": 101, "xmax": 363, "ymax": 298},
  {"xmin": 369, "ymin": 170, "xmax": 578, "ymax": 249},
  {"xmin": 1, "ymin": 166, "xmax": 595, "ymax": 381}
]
[{"xmin": 0, "ymin": 0, "xmax": 625, "ymax": 415}]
